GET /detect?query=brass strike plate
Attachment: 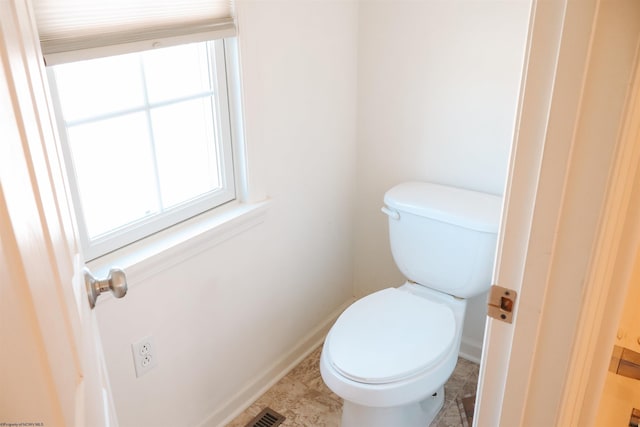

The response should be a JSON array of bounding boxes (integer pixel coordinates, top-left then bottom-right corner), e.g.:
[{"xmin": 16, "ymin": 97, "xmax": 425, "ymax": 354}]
[{"xmin": 488, "ymin": 285, "xmax": 517, "ymax": 324}]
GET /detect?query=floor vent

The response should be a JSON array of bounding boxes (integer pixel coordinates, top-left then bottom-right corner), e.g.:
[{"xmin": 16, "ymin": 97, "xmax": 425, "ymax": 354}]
[{"xmin": 244, "ymin": 407, "xmax": 286, "ymax": 427}]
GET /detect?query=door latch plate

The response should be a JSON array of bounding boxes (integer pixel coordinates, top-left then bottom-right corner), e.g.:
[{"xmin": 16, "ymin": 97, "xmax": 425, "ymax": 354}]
[{"xmin": 488, "ymin": 285, "xmax": 517, "ymax": 324}]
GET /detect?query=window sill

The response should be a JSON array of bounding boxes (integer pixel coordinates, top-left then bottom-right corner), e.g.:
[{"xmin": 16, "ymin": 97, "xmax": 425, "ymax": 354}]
[{"xmin": 88, "ymin": 199, "xmax": 270, "ymax": 289}]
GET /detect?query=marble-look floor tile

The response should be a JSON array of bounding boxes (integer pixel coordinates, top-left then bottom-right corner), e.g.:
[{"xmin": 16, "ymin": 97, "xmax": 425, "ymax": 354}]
[{"xmin": 226, "ymin": 345, "xmax": 479, "ymax": 427}]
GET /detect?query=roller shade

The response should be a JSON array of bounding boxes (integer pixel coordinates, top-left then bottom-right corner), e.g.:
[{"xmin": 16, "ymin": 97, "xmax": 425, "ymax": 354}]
[{"xmin": 32, "ymin": 0, "xmax": 235, "ymax": 65}]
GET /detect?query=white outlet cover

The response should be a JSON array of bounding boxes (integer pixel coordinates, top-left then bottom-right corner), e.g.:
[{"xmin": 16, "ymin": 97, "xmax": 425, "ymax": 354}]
[{"xmin": 132, "ymin": 335, "xmax": 157, "ymax": 378}]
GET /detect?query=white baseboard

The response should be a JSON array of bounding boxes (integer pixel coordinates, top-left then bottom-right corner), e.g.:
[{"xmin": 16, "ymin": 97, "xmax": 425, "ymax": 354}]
[
  {"xmin": 459, "ymin": 337, "xmax": 483, "ymax": 364},
  {"xmin": 196, "ymin": 298, "xmax": 353, "ymax": 427}
]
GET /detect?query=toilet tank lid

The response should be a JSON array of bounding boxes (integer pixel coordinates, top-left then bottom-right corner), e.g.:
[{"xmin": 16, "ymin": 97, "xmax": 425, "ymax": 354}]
[{"xmin": 384, "ymin": 182, "xmax": 502, "ymax": 233}]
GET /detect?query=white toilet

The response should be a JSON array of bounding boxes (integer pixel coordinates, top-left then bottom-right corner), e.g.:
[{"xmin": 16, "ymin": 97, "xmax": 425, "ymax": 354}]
[{"xmin": 320, "ymin": 181, "xmax": 501, "ymax": 427}]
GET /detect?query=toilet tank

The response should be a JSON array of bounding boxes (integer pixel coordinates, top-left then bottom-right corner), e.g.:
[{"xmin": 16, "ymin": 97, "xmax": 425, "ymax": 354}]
[{"xmin": 383, "ymin": 182, "xmax": 502, "ymax": 298}]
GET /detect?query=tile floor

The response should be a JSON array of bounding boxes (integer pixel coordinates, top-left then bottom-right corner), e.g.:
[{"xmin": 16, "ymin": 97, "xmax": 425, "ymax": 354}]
[{"xmin": 226, "ymin": 344, "xmax": 479, "ymax": 427}]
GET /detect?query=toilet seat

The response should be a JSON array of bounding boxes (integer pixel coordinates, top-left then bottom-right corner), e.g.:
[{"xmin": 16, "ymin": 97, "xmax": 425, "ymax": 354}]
[{"xmin": 325, "ymin": 287, "xmax": 456, "ymax": 385}]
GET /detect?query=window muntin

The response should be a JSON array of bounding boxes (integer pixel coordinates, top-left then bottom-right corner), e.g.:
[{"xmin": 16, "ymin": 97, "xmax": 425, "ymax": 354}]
[{"xmin": 49, "ymin": 40, "xmax": 235, "ymax": 260}]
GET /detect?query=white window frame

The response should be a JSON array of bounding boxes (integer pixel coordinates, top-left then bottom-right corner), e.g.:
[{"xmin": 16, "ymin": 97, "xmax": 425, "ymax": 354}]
[{"xmin": 48, "ymin": 38, "xmax": 237, "ymax": 260}]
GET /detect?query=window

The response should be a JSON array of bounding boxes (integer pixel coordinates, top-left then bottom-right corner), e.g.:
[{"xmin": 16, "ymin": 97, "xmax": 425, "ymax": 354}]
[{"xmin": 48, "ymin": 40, "xmax": 236, "ymax": 260}]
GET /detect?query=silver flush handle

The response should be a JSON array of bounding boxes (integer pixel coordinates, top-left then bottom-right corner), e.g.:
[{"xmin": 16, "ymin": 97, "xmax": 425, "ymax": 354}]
[
  {"xmin": 84, "ymin": 267, "xmax": 128, "ymax": 309},
  {"xmin": 381, "ymin": 206, "xmax": 400, "ymax": 220}
]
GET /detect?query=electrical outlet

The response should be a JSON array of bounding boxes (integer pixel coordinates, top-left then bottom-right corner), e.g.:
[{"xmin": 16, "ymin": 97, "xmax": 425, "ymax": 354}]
[{"xmin": 132, "ymin": 335, "xmax": 157, "ymax": 377}]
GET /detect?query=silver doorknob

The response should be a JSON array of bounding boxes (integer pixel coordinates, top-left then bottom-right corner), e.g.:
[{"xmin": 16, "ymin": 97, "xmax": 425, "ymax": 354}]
[{"xmin": 84, "ymin": 267, "xmax": 128, "ymax": 309}]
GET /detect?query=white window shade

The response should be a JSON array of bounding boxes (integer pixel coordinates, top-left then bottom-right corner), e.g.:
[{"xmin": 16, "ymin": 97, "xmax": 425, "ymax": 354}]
[{"xmin": 33, "ymin": 0, "xmax": 235, "ymax": 65}]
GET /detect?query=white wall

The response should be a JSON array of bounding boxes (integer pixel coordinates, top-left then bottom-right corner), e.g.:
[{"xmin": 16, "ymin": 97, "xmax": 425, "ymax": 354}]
[
  {"xmin": 93, "ymin": 0, "xmax": 530, "ymax": 425},
  {"xmin": 95, "ymin": 1, "xmax": 359, "ymax": 426},
  {"xmin": 353, "ymin": 0, "xmax": 531, "ymax": 360}
]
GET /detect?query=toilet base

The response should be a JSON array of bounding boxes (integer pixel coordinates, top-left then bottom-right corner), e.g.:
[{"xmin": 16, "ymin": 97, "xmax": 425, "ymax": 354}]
[{"xmin": 341, "ymin": 385, "xmax": 445, "ymax": 427}]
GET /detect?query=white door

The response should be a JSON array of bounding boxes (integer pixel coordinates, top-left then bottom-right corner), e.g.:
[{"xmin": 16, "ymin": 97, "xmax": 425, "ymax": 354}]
[
  {"xmin": 0, "ymin": 1, "xmax": 119, "ymax": 426},
  {"xmin": 475, "ymin": 0, "xmax": 640, "ymax": 426}
]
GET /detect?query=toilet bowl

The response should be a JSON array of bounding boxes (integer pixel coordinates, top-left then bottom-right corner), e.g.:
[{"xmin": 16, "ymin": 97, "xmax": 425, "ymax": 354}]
[
  {"xmin": 320, "ymin": 182, "xmax": 501, "ymax": 427},
  {"xmin": 321, "ymin": 283, "xmax": 466, "ymax": 427}
]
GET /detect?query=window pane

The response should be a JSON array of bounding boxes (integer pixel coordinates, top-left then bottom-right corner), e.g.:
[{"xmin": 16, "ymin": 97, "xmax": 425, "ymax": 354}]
[
  {"xmin": 142, "ymin": 43, "xmax": 213, "ymax": 104},
  {"xmin": 49, "ymin": 40, "xmax": 236, "ymax": 259},
  {"xmin": 67, "ymin": 113, "xmax": 159, "ymax": 238},
  {"xmin": 150, "ymin": 97, "xmax": 221, "ymax": 208},
  {"xmin": 53, "ymin": 54, "xmax": 144, "ymax": 121}
]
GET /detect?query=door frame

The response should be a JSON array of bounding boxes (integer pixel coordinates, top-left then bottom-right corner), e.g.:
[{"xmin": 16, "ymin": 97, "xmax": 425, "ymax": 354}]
[
  {"xmin": 557, "ymin": 30, "xmax": 640, "ymax": 427},
  {"xmin": 476, "ymin": 0, "xmax": 640, "ymax": 425}
]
